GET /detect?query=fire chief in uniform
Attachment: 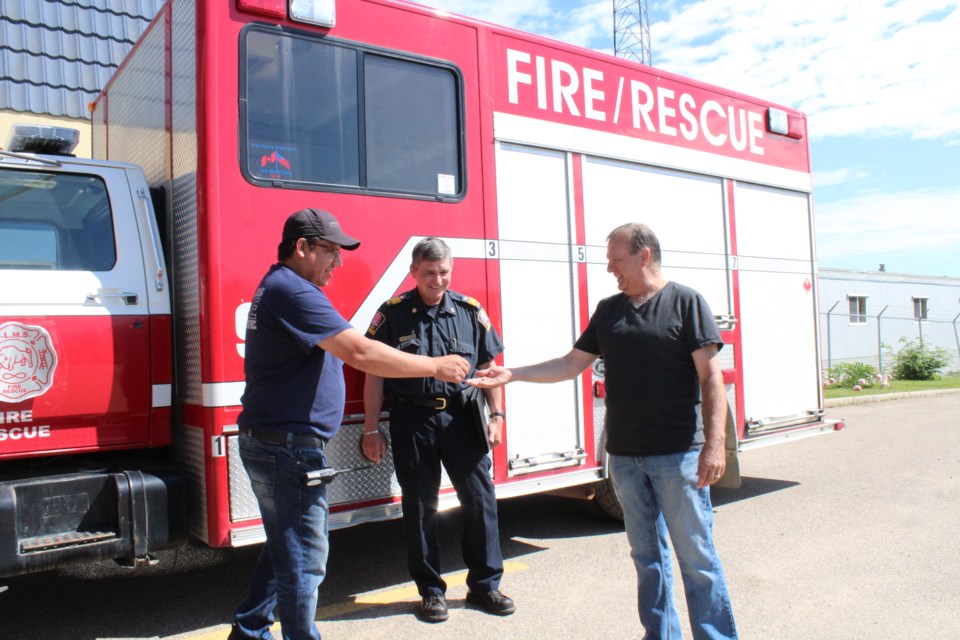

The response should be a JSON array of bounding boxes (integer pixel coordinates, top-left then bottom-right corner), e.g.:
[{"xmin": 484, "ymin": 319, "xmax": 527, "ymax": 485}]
[{"xmin": 361, "ymin": 237, "xmax": 514, "ymax": 623}]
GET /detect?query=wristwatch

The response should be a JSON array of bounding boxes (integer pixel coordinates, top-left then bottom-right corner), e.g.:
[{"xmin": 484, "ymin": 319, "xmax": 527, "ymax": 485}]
[{"xmin": 489, "ymin": 411, "xmax": 505, "ymax": 420}]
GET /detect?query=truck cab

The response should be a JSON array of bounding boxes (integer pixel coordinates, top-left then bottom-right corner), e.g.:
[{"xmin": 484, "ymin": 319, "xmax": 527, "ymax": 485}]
[{"xmin": 0, "ymin": 124, "xmax": 184, "ymax": 579}]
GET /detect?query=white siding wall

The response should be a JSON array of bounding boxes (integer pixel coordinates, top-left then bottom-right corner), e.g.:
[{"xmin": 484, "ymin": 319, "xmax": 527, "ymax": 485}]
[{"xmin": 818, "ymin": 269, "xmax": 960, "ymax": 373}]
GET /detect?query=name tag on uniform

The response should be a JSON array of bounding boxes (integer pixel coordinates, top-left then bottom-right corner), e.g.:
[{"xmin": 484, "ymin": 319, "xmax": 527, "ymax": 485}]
[{"xmin": 399, "ymin": 334, "xmax": 416, "ymax": 344}]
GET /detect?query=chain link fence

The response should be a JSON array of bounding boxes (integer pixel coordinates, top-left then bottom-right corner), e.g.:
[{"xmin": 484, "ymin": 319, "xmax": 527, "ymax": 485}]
[{"xmin": 820, "ymin": 306, "xmax": 960, "ymax": 375}]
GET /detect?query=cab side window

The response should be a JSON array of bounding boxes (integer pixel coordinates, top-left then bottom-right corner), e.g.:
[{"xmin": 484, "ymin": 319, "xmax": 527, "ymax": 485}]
[{"xmin": 0, "ymin": 170, "xmax": 116, "ymax": 271}]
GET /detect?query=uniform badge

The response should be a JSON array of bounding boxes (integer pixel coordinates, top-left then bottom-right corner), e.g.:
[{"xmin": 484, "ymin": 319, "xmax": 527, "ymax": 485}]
[{"xmin": 367, "ymin": 311, "xmax": 385, "ymax": 336}]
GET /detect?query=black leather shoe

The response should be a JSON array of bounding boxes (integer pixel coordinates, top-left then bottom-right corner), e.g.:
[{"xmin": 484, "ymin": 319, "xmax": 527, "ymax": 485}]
[
  {"xmin": 466, "ymin": 589, "xmax": 516, "ymax": 616},
  {"xmin": 419, "ymin": 594, "xmax": 449, "ymax": 623},
  {"xmin": 226, "ymin": 623, "xmax": 253, "ymax": 640}
]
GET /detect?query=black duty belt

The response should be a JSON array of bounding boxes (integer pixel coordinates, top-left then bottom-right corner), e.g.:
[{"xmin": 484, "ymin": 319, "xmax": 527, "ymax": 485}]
[
  {"xmin": 392, "ymin": 395, "xmax": 456, "ymax": 410},
  {"xmin": 241, "ymin": 428, "xmax": 327, "ymax": 448}
]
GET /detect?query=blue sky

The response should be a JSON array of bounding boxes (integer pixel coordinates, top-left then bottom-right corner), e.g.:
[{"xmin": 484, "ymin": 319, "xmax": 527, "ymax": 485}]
[{"xmin": 423, "ymin": 0, "xmax": 960, "ymax": 277}]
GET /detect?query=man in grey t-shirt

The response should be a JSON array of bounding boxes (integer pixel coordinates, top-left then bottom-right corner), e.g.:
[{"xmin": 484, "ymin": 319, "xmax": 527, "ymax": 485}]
[{"xmin": 468, "ymin": 223, "xmax": 738, "ymax": 639}]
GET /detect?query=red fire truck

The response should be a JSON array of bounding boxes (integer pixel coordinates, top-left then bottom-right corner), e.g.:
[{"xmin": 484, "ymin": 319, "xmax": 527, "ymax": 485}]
[{"xmin": 0, "ymin": 0, "xmax": 842, "ymax": 579}]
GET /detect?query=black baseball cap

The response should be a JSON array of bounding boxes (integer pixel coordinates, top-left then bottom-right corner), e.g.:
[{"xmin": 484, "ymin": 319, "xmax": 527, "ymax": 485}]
[{"xmin": 282, "ymin": 208, "xmax": 360, "ymax": 250}]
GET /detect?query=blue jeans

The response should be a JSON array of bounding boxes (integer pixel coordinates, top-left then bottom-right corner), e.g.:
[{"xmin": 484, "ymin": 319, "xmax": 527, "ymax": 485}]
[
  {"xmin": 609, "ymin": 450, "xmax": 738, "ymax": 640},
  {"xmin": 232, "ymin": 433, "xmax": 330, "ymax": 640}
]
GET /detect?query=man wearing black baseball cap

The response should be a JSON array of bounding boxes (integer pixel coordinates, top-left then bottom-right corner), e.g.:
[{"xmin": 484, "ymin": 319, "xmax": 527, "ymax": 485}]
[
  {"xmin": 230, "ymin": 208, "xmax": 470, "ymax": 640},
  {"xmin": 281, "ymin": 207, "xmax": 361, "ymax": 251}
]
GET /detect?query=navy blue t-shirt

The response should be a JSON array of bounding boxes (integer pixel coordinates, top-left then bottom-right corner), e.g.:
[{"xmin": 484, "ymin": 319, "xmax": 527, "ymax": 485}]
[
  {"xmin": 574, "ymin": 281, "xmax": 722, "ymax": 456},
  {"xmin": 238, "ymin": 264, "xmax": 352, "ymax": 439}
]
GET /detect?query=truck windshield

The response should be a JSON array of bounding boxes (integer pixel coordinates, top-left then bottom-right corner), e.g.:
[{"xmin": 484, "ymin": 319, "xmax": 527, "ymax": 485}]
[
  {"xmin": 240, "ymin": 26, "xmax": 463, "ymax": 199},
  {"xmin": 0, "ymin": 169, "xmax": 116, "ymax": 271}
]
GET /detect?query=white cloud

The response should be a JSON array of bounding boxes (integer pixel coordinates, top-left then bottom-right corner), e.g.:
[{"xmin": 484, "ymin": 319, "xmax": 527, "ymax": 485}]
[
  {"xmin": 411, "ymin": 0, "xmax": 544, "ymax": 26},
  {"xmin": 815, "ymin": 188, "xmax": 960, "ymax": 265},
  {"xmin": 422, "ymin": 0, "xmax": 612, "ymax": 50},
  {"xmin": 648, "ymin": 0, "xmax": 960, "ymax": 141},
  {"xmin": 813, "ymin": 167, "xmax": 870, "ymax": 187},
  {"xmin": 424, "ymin": 0, "xmax": 960, "ymax": 141},
  {"xmin": 419, "ymin": 0, "xmax": 567, "ymax": 36},
  {"xmin": 551, "ymin": 2, "xmax": 613, "ymax": 52}
]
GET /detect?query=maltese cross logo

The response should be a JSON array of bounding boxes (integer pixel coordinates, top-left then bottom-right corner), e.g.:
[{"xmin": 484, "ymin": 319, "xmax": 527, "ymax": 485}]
[{"xmin": 0, "ymin": 322, "xmax": 59, "ymax": 402}]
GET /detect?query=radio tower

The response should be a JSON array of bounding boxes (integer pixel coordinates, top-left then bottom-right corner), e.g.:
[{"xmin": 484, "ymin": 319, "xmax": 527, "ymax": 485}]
[{"xmin": 613, "ymin": 0, "xmax": 652, "ymax": 65}]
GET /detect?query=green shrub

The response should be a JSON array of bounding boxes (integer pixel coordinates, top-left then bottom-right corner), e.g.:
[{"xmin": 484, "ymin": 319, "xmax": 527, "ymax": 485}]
[
  {"xmin": 887, "ymin": 338, "xmax": 949, "ymax": 381},
  {"xmin": 825, "ymin": 362, "xmax": 878, "ymax": 389}
]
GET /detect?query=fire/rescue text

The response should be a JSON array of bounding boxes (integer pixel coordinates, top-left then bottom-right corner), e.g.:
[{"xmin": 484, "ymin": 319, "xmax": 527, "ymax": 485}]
[
  {"xmin": 505, "ymin": 48, "xmax": 766, "ymax": 156},
  {"xmin": 0, "ymin": 410, "xmax": 51, "ymax": 440}
]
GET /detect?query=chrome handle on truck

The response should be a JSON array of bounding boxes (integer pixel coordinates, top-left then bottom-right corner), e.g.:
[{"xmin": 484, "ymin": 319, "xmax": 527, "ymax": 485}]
[
  {"xmin": 86, "ymin": 291, "xmax": 139, "ymax": 305},
  {"xmin": 138, "ymin": 188, "xmax": 165, "ymax": 291},
  {"xmin": 714, "ymin": 314, "xmax": 738, "ymax": 331}
]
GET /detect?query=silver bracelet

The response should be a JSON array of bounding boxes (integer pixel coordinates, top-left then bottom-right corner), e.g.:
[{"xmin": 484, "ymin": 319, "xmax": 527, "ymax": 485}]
[{"xmin": 363, "ymin": 431, "xmax": 381, "ymax": 437}]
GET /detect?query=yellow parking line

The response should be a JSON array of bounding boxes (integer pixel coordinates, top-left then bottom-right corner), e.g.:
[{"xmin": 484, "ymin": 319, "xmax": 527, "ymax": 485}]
[
  {"xmin": 315, "ymin": 560, "xmax": 528, "ymax": 619},
  {"xmin": 181, "ymin": 629, "xmax": 234, "ymax": 640},
  {"xmin": 179, "ymin": 560, "xmax": 527, "ymax": 639}
]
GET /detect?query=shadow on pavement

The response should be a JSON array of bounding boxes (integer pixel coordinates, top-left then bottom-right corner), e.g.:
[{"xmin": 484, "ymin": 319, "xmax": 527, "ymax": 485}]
[
  {"xmin": 711, "ymin": 475, "xmax": 800, "ymax": 507},
  {"xmin": 317, "ymin": 492, "xmax": 622, "ymax": 623},
  {"xmin": 0, "ymin": 493, "xmax": 619, "ymax": 638},
  {"xmin": 0, "ymin": 482, "xmax": 792, "ymax": 637}
]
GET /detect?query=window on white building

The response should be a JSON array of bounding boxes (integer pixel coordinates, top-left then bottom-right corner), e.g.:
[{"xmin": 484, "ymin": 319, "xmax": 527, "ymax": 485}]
[
  {"xmin": 847, "ymin": 295, "xmax": 867, "ymax": 324},
  {"xmin": 913, "ymin": 297, "xmax": 928, "ymax": 321}
]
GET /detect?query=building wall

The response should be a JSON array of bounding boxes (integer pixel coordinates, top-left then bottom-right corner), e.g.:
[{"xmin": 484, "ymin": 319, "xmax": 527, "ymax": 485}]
[
  {"xmin": 818, "ymin": 268, "xmax": 960, "ymax": 375},
  {"xmin": 0, "ymin": 0, "xmax": 163, "ymax": 158}
]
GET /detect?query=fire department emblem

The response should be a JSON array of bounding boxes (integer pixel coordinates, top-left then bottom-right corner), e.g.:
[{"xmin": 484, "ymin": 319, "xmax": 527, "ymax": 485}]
[{"xmin": 0, "ymin": 322, "xmax": 59, "ymax": 403}]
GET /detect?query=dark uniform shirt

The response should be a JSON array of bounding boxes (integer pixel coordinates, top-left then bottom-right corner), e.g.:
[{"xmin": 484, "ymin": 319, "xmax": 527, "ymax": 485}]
[{"xmin": 366, "ymin": 288, "xmax": 503, "ymax": 398}]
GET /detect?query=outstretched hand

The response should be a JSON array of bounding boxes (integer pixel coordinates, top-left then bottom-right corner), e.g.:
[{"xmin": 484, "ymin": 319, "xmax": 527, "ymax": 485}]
[
  {"xmin": 434, "ymin": 355, "xmax": 471, "ymax": 382},
  {"xmin": 466, "ymin": 365, "xmax": 513, "ymax": 389}
]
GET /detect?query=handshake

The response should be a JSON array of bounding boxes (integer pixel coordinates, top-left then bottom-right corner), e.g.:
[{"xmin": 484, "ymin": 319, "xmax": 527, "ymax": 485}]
[{"xmin": 432, "ymin": 357, "xmax": 512, "ymax": 388}]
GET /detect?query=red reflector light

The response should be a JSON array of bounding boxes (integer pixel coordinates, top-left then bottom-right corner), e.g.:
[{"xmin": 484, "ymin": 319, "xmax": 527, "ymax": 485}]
[
  {"xmin": 767, "ymin": 108, "xmax": 805, "ymax": 140},
  {"xmin": 237, "ymin": 0, "xmax": 286, "ymax": 19},
  {"xmin": 594, "ymin": 380, "xmax": 606, "ymax": 398},
  {"xmin": 786, "ymin": 114, "xmax": 805, "ymax": 140}
]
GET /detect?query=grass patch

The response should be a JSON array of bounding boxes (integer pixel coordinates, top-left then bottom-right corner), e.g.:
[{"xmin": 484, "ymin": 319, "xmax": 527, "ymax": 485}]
[{"xmin": 824, "ymin": 374, "xmax": 960, "ymax": 399}]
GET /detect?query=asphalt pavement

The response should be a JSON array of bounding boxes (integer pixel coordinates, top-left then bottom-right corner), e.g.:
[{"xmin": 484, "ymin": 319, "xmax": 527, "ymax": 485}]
[{"xmin": 2, "ymin": 392, "xmax": 957, "ymax": 639}]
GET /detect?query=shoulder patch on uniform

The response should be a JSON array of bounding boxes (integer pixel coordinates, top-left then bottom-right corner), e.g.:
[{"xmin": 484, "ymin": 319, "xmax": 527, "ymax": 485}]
[
  {"xmin": 464, "ymin": 296, "xmax": 480, "ymax": 308},
  {"xmin": 387, "ymin": 295, "xmax": 404, "ymax": 305},
  {"xmin": 477, "ymin": 306, "xmax": 492, "ymax": 331},
  {"xmin": 367, "ymin": 311, "xmax": 385, "ymax": 335}
]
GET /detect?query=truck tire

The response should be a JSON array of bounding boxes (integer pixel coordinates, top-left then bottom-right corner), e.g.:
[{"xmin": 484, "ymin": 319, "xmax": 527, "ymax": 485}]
[
  {"xmin": 592, "ymin": 419, "xmax": 624, "ymax": 521},
  {"xmin": 592, "ymin": 477, "xmax": 623, "ymax": 521}
]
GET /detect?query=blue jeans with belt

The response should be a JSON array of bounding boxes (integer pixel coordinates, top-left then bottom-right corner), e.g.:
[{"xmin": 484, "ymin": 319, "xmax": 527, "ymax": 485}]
[
  {"xmin": 389, "ymin": 402, "xmax": 504, "ymax": 597},
  {"xmin": 609, "ymin": 450, "xmax": 738, "ymax": 640},
  {"xmin": 231, "ymin": 433, "xmax": 330, "ymax": 640}
]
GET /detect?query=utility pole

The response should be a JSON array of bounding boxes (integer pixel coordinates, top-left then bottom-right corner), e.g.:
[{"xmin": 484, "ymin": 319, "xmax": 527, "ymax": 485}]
[{"xmin": 613, "ymin": 0, "xmax": 652, "ymax": 65}]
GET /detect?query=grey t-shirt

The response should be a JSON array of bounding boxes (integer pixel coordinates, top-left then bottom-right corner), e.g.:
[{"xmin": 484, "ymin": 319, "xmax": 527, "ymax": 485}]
[{"xmin": 574, "ymin": 281, "xmax": 722, "ymax": 456}]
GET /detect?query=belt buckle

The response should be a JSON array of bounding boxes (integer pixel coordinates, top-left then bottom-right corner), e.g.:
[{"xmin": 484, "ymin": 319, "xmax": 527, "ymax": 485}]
[{"xmin": 435, "ymin": 397, "xmax": 447, "ymax": 410}]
